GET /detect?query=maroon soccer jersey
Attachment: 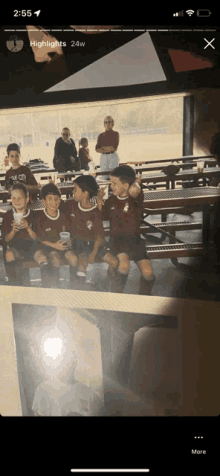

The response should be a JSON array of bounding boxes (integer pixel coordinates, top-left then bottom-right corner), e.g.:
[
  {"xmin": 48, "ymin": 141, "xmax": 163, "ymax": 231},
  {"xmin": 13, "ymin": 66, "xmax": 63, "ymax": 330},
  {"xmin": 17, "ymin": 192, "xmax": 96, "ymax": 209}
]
[
  {"xmin": 65, "ymin": 200, "xmax": 105, "ymax": 242},
  {"xmin": 101, "ymin": 191, "xmax": 144, "ymax": 236},
  {"xmin": 95, "ymin": 130, "xmax": 119, "ymax": 151},
  {"xmin": 33, "ymin": 209, "xmax": 71, "ymax": 244},
  {"xmin": 2, "ymin": 208, "xmax": 35, "ymax": 248},
  {"xmin": 5, "ymin": 165, "xmax": 37, "ymax": 189}
]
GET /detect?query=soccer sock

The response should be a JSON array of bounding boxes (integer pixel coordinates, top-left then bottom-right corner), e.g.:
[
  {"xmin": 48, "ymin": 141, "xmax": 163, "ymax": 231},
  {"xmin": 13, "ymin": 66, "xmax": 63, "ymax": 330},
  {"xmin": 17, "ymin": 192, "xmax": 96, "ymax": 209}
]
[
  {"xmin": 118, "ymin": 272, "xmax": 129, "ymax": 291},
  {"xmin": 107, "ymin": 265, "xmax": 129, "ymax": 293},
  {"xmin": 110, "ymin": 270, "xmax": 128, "ymax": 293},
  {"xmin": 107, "ymin": 265, "xmax": 117, "ymax": 280},
  {"xmin": 5, "ymin": 261, "xmax": 17, "ymax": 282},
  {"xmin": 70, "ymin": 266, "xmax": 78, "ymax": 284},
  {"xmin": 139, "ymin": 275, "xmax": 155, "ymax": 296},
  {"xmin": 106, "ymin": 266, "xmax": 115, "ymax": 288}
]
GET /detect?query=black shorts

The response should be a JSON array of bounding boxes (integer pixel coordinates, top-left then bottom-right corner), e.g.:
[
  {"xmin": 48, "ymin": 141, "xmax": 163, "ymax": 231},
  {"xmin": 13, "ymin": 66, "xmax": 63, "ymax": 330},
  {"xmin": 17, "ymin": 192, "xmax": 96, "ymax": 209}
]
[
  {"xmin": 71, "ymin": 239, "xmax": 108, "ymax": 262},
  {"xmin": 109, "ymin": 235, "xmax": 149, "ymax": 262},
  {"xmin": 37, "ymin": 244, "xmax": 73, "ymax": 262},
  {"xmin": 7, "ymin": 240, "xmax": 37, "ymax": 260}
]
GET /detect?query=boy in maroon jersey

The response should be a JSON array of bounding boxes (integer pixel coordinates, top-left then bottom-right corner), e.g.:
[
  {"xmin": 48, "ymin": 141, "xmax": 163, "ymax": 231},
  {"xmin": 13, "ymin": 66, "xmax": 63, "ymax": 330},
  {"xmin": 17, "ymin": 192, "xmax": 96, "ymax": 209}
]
[
  {"xmin": 63, "ymin": 175, "xmax": 106, "ymax": 286},
  {"xmin": 33, "ymin": 183, "xmax": 76, "ymax": 269},
  {"xmin": 5, "ymin": 144, "xmax": 40, "ymax": 196},
  {"xmin": 2, "ymin": 183, "xmax": 37, "ymax": 283},
  {"xmin": 99, "ymin": 165, "xmax": 155, "ymax": 295}
]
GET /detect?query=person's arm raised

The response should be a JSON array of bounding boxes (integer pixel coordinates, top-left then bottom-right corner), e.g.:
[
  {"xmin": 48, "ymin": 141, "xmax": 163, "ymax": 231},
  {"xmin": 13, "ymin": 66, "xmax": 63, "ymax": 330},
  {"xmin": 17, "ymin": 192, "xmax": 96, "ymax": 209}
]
[{"xmin": 97, "ymin": 187, "xmax": 108, "ymax": 211}]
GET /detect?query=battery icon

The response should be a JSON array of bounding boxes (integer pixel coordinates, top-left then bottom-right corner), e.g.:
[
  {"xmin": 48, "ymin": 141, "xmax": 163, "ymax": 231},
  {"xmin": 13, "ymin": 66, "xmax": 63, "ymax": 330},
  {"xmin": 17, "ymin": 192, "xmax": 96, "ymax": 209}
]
[{"xmin": 197, "ymin": 9, "xmax": 211, "ymax": 17}]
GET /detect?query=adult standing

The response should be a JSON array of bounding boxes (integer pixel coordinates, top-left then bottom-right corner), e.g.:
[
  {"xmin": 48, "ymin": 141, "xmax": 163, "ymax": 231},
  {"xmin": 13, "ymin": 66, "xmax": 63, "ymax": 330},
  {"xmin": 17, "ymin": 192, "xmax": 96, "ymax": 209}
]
[
  {"xmin": 95, "ymin": 116, "xmax": 119, "ymax": 174},
  {"xmin": 53, "ymin": 127, "xmax": 79, "ymax": 173}
]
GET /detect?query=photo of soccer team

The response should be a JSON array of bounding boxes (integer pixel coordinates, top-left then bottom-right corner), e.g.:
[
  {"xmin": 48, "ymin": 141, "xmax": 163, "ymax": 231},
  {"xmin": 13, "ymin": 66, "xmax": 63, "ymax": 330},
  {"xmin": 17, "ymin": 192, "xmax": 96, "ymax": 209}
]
[{"xmin": 1, "ymin": 137, "xmax": 155, "ymax": 294}]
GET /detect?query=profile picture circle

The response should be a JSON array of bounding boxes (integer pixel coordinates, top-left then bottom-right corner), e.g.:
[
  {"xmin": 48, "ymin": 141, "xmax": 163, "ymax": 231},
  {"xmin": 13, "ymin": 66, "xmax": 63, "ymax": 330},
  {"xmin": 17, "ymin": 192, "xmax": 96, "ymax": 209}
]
[{"xmin": 6, "ymin": 35, "xmax": 24, "ymax": 52}]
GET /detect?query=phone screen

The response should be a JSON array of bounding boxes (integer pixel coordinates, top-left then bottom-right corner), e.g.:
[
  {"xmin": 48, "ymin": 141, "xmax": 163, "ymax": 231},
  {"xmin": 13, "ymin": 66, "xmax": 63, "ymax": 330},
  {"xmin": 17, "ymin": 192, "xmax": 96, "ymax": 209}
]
[{"xmin": 0, "ymin": 9, "xmax": 219, "ymax": 474}]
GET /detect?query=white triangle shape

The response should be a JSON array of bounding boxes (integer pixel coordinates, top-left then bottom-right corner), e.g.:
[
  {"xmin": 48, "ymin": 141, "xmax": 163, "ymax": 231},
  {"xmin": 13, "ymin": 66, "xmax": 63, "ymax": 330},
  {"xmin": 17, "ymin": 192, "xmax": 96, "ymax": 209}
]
[{"xmin": 44, "ymin": 32, "xmax": 166, "ymax": 93}]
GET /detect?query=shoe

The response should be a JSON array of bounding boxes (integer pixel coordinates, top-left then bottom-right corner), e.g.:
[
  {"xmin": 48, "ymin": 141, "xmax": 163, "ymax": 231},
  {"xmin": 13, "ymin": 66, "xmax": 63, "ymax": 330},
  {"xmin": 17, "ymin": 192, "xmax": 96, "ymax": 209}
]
[{"xmin": 139, "ymin": 276, "xmax": 155, "ymax": 295}]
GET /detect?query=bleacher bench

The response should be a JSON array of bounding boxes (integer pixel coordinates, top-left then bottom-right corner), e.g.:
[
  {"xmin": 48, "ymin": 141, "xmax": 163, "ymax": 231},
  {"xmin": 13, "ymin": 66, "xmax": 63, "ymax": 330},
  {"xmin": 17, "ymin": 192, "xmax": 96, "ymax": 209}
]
[{"xmin": 0, "ymin": 201, "xmax": 205, "ymax": 284}]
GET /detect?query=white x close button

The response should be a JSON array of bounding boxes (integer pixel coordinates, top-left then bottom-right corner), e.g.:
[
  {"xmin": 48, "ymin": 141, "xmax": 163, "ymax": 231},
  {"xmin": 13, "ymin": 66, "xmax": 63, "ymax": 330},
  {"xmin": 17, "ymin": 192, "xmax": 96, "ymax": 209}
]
[{"xmin": 204, "ymin": 38, "xmax": 215, "ymax": 49}]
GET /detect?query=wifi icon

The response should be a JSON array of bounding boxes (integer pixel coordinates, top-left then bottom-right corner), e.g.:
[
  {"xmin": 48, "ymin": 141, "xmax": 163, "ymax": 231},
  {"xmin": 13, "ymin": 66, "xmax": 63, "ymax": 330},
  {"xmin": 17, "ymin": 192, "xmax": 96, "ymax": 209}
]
[{"xmin": 186, "ymin": 10, "xmax": 194, "ymax": 16}]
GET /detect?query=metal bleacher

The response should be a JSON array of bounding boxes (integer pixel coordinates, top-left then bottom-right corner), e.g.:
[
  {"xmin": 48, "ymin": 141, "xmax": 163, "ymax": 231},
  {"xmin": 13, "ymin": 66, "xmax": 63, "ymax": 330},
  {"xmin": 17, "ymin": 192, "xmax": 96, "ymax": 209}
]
[{"xmin": 1, "ymin": 155, "xmax": 216, "ymax": 285}]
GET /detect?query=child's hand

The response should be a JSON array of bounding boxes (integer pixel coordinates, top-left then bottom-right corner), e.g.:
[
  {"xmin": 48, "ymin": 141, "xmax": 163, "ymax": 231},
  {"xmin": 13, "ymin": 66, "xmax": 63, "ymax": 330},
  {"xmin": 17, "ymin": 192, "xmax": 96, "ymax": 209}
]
[
  {"xmin": 19, "ymin": 218, "xmax": 29, "ymax": 229},
  {"xmin": 54, "ymin": 240, "xmax": 70, "ymax": 251},
  {"xmin": 4, "ymin": 157, "xmax": 9, "ymax": 167},
  {"xmin": 136, "ymin": 174, "xmax": 142, "ymax": 185},
  {"xmin": 104, "ymin": 146, "xmax": 115, "ymax": 153},
  {"xmin": 97, "ymin": 187, "xmax": 107, "ymax": 201},
  {"xmin": 129, "ymin": 181, "xmax": 141, "ymax": 198},
  {"xmin": 102, "ymin": 146, "xmax": 113, "ymax": 153},
  {"xmin": 11, "ymin": 220, "xmax": 20, "ymax": 233}
]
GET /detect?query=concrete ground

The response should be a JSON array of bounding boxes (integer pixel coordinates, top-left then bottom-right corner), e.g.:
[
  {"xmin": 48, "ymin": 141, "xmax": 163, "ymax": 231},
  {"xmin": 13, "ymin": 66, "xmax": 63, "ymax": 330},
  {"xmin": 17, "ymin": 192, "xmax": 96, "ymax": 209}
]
[{"xmin": 0, "ymin": 210, "xmax": 219, "ymax": 301}]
